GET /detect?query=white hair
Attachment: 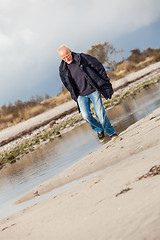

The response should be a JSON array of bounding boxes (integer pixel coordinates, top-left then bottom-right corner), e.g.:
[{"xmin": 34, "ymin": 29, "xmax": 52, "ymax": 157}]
[{"xmin": 58, "ymin": 45, "xmax": 70, "ymax": 53}]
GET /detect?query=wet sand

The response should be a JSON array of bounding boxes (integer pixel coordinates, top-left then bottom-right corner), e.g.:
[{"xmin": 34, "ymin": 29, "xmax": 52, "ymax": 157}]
[{"xmin": 0, "ymin": 107, "xmax": 160, "ymax": 240}]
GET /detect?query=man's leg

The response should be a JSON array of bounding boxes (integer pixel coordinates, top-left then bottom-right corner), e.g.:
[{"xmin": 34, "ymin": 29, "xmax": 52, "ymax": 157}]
[
  {"xmin": 89, "ymin": 91, "xmax": 116, "ymax": 136},
  {"xmin": 77, "ymin": 95, "xmax": 103, "ymax": 133}
]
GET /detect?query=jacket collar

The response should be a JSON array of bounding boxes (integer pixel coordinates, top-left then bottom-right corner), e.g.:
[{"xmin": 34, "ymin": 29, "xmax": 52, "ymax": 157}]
[{"xmin": 59, "ymin": 52, "xmax": 81, "ymax": 72}]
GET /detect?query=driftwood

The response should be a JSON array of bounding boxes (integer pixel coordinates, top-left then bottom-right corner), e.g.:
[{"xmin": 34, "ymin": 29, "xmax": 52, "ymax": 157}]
[{"xmin": 138, "ymin": 165, "xmax": 160, "ymax": 180}]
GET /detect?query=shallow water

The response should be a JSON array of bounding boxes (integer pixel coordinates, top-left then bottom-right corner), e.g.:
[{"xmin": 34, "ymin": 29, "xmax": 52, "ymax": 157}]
[{"xmin": 0, "ymin": 82, "xmax": 160, "ymax": 220}]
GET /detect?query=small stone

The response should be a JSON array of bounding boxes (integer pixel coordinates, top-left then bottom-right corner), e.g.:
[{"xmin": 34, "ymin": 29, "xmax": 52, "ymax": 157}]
[
  {"xmin": 49, "ymin": 120, "xmax": 56, "ymax": 127},
  {"xmin": 34, "ymin": 190, "xmax": 40, "ymax": 196}
]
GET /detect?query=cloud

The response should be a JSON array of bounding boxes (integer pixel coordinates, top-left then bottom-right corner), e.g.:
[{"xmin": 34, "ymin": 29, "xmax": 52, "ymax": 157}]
[{"xmin": 0, "ymin": 0, "xmax": 160, "ymax": 106}]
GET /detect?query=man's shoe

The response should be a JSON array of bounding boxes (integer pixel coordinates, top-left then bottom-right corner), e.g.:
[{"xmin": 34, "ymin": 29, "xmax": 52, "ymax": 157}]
[
  {"xmin": 97, "ymin": 130, "xmax": 105, "ymax": 142},
  {"xmin": 110, "ymin": 132, "xmax": 118, "ymax": 140}
]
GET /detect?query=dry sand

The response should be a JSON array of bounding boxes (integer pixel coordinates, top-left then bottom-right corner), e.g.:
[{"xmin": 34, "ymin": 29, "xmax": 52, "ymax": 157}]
[{"xmin": 0, "ymin": 107, "xmax": 160, "ymax": 240}]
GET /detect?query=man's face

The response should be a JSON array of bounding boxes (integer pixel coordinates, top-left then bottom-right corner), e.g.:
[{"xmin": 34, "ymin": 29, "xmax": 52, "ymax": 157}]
[{"xmin": 59, "ymin": 48, "xmax": 73, "ymax": 64}]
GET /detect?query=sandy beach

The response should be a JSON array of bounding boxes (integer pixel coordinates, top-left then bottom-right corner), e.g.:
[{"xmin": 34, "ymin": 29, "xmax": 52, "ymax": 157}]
[
  {"xmin": 0, "ymin": 107, "xmax": 160, "ymax": 239},
  {"xmin": 0, "ymin": 62, "xmax": 160, "ymax": 239}
]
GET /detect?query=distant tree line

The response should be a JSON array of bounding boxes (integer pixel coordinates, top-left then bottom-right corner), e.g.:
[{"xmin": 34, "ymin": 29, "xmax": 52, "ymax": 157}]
[
  {"xmin": 127, "ymin": 48, "xmax": 160, "ymax": 63},
  {"xmin": 0, "ymin": 93, "xmax": 51, "ymax": 118}
]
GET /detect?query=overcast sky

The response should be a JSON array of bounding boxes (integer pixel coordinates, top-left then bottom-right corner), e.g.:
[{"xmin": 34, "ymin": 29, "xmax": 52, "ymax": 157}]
[{"xmin": 0, "ymin": 0, "xmax": 160, "ymax": 107}]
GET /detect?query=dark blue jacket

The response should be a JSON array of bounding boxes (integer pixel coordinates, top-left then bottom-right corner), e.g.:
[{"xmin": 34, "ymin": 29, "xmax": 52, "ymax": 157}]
[{"xmin": 59, "ymin": 52, "xmax": 113, "ymax": 103}]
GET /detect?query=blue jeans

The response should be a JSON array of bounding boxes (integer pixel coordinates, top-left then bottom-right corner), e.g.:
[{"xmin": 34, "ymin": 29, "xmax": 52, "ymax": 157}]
[{"xmin": 77, "ymin": 91, "xmax": 115, "ymax": 136}]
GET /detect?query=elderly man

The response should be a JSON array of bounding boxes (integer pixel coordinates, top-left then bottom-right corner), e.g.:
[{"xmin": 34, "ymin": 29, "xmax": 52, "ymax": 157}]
[{"xmin": 58, "ymin": 45, "xmax": 118, "ymax": 141}]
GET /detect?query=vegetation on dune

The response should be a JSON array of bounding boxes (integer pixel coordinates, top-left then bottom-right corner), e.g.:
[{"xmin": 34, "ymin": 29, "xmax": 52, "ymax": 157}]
[{"xmin": 109, "ymin": 47, "xmax": 160, "ymax": 81}]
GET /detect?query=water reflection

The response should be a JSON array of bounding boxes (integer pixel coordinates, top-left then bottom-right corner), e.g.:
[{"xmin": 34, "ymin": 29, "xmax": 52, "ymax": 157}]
[
  {"xmin": 0, "ymin": 124, "xmax": 101, "ymax": 205},
  {"xmin": 0, "ymin": 82, "xmax": 160, "ymax": 220}
]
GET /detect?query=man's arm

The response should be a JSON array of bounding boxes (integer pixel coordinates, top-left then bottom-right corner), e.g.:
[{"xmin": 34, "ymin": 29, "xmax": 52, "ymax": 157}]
[
  {"xmin": 81, "ymin": 53, "xmax": 109, "ymax": 81},
  {"xmin": 59, "ymin": 71, "xmax": 69, "ymax": 91},
  {"xmin": 59, "ymin": 70, "xmax": 77, "ymax": 102}
]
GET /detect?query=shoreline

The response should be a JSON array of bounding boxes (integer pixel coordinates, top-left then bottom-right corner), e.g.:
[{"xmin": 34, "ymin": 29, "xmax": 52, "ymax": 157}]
[
  {"xmin": 14, "ymin": 107, "xmax": 160, "ymax": 204},
  {"xmin": 0, "ymin": 107, "xmax": 160, "ymax": 239},
  {"xmin": 0, "ymin": 71, "xmax": 160, "ymax": 170}
]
